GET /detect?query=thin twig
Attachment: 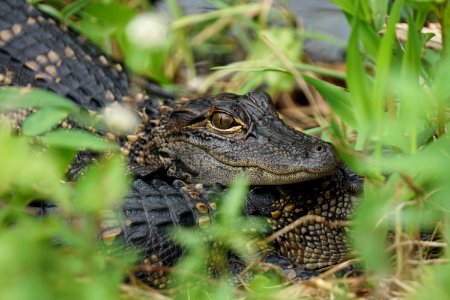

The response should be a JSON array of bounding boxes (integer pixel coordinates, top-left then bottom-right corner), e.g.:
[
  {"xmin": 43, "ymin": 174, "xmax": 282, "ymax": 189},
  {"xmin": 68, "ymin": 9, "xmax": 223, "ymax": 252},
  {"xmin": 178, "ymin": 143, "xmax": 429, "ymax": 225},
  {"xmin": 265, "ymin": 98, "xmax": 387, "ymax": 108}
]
[
  {"xmin": 260, "ymin": 33, "xmax": 329, "ymax": 119},
  {"xmin": 386, "ymin": 240, "xmax": 447, "ymax": 252},
  {"xmin": 318, "ymin": 259, "xmax": 360, "ymax": 279},
  {"xmin": 399, "ymin": 173, "xmax": 425, "ymax": 196},
  {"xmin": 406, "ymin": 258, "xmax": 450, "ymax": 265}
]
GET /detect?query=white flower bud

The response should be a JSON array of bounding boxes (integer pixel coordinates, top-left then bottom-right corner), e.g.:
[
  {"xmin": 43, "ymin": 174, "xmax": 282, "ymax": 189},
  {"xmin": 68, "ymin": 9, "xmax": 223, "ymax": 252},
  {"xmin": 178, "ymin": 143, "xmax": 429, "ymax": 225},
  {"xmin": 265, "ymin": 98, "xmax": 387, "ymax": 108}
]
[
  {"xmin": 102, "ymin": 102, "xmax": 138, "ymax": 134},
  {"xmin": 126, "ymin": 14, "xmax": 169, "ymax": 49}
]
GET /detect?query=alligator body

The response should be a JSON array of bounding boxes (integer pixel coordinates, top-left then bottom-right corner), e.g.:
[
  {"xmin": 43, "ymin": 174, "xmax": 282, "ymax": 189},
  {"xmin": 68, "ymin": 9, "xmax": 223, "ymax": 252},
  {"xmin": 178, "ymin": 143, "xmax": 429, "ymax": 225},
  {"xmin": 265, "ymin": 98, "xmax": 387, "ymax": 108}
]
[
  {"xmin": 0, "ymin": 0, "xmax": 363, "ymax": 287},
  {"xmin": 115, "ymin": 166, "xmax": 362, "ymax": 287}
]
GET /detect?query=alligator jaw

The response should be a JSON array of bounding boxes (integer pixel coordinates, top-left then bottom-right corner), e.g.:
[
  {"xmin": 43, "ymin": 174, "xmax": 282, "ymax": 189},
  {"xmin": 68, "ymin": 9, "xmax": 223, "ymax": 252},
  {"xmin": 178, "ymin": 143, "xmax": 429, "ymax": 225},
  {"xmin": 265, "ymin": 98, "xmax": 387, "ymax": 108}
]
[
  {"xmin": 162, "ymin": 141, "xmax": 341, "ymax": 186},
  {"xmin": 214, "ymin": 164, "xmax": 342, "ymax": 186}
]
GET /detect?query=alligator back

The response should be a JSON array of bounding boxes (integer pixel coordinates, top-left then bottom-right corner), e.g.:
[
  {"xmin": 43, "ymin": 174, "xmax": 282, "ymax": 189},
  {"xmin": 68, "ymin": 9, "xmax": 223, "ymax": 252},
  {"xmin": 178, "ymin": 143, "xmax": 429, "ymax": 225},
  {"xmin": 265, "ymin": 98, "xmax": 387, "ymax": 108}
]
[{"xmin": 0, "ymin": 0, "xmax": 129, "ymax": 109}]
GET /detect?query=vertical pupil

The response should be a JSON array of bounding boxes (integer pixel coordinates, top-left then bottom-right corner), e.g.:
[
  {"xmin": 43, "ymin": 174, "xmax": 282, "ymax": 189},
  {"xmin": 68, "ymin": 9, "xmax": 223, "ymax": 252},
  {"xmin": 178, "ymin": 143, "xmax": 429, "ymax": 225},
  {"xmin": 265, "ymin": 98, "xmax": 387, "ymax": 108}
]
[{"xmin": 212, "ymin": 112, "xmax": 233, "ymax": 129}]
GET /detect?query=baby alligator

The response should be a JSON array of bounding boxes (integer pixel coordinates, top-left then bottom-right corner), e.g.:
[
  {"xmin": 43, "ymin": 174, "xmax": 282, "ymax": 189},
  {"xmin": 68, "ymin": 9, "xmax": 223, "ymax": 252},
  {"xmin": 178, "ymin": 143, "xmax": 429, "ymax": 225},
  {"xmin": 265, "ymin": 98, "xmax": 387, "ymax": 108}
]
[{"xmin": 0, "ymin": 0, "xmax": 363, "ymax": 287}]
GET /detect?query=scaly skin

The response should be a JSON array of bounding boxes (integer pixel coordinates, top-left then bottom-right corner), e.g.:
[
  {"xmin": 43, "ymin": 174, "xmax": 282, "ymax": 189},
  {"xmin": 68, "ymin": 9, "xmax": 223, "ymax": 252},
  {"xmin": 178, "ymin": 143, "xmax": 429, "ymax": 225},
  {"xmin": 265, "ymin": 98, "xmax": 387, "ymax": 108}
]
[
  {"xmin": 0, "ymin": 0, "xmax": 129, "ymax": 109},
  {"xmin": 245, "ymin": 166, "xmax": 363, "ymax": 270}
]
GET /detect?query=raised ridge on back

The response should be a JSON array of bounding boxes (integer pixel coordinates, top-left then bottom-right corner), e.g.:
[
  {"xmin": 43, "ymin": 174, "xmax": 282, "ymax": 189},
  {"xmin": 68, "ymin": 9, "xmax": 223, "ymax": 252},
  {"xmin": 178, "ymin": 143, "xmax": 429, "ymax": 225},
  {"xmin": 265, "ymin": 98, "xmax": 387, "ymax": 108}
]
[{"xmin": 0, "ymin": 0, "xmax": 129, "ymax": 109}]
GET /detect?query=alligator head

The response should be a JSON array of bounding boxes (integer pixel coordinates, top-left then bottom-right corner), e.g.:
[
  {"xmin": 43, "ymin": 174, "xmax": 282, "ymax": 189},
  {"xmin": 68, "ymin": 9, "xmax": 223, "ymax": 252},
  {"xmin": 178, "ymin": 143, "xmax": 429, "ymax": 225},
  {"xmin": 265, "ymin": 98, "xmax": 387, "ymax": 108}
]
[{"xmin": 125, "ymin": 92, "xmax": 341, "ymax": 185}]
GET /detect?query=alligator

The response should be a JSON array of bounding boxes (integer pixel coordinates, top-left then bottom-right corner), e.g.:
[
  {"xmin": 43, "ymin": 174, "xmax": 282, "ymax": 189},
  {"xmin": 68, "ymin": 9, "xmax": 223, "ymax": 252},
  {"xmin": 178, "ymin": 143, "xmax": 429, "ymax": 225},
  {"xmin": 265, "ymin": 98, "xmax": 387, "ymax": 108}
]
[{"xmin": 0, "ymin": 0, "xmax": 363, "ymax": 287}]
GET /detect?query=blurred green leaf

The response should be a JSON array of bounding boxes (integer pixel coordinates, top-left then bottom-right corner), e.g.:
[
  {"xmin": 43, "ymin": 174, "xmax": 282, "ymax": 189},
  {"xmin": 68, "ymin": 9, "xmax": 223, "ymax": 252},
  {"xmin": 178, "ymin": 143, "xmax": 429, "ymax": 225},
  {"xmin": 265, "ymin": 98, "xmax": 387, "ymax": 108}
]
[
  {"xmin": 369, "ymin": 0, "xmax": 388, "ymax": 31},
  {"xmin": 22, "ymin": 108, "xmax": 68, "ymax": 136},
  {"xmin": 410, "ymin": 264, "xmax": 450, "ymax": 300},
  {"xmin": 352, "ymin": 182, "xmax": 392, "ymax": 275},
  {"xmin": 218, "ymin": 174, "xmax": 248, "ymax": 222},
  {"xmin": 73, "ymin": 155, "xmax": 127, "ymax": 212},
  {"xmin": 60, "ymin": 0, "xmax": 89, "ymax": 19},
  {"xmin": 41, "ymin": 129, "xmax": 117, "ymax": 151},
  {"xmin": 303, "ymin": 74, "xmax": 356, "ymax": 127},
  {"xmin": 0, "ymin": 123, "xmax": 32, "ymax": 193},
  {"xmin": 0, "ymin": 88, "xmax": 77, "ymax": 111},
  {"xmin": 0, "ymin": 216, "xmax": 129, "ymax": 300},
  {"xmin": 371, "ymin": 0, "xmax": 404, "ymax": 135},
  {"xmin": 346, "ymin": 13, "xmax": 373, "ymax": 135}
]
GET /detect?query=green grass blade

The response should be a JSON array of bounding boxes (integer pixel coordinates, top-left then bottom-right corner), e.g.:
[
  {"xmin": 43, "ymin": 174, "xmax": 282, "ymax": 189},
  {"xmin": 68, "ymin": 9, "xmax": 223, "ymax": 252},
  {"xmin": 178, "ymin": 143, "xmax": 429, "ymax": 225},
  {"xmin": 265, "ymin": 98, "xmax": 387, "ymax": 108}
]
[
  {"xmin": 22, "ymin": 108, "xmax": 69, "ymax": 136},
  {"xmin": 303, "ymin": 75, "xmax": 356, "ymax": 127},
  {"xmin": 42, "ymin": 129, "xmax": 117, "ymax": 151},
  {"xmin": 372, "ymin": 0, "xmax": 403, "ymax": 119},
  {"xmin": 0, "ymin": 88, "xmax": 77, "ymax": 111},
  {"xmin": 346, "ymin": 9, "xmax": 373, "ymax": 134}
]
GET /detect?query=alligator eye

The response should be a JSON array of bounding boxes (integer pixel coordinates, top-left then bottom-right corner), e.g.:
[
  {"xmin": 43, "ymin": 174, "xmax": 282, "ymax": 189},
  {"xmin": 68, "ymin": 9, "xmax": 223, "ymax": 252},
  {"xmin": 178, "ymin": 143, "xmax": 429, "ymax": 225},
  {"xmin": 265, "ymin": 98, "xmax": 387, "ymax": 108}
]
[{"xmin": 211, "ymin": 112, "xmax": 234, "ymax": 130}]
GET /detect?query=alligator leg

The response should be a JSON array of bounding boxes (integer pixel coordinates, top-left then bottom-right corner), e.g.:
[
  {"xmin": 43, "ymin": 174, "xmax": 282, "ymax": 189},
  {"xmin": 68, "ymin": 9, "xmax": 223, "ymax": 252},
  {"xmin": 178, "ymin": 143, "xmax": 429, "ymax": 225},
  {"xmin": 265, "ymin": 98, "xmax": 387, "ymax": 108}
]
[{"xmin": 101, "ymin": 178, "xmax": 217, "ymax": 288}]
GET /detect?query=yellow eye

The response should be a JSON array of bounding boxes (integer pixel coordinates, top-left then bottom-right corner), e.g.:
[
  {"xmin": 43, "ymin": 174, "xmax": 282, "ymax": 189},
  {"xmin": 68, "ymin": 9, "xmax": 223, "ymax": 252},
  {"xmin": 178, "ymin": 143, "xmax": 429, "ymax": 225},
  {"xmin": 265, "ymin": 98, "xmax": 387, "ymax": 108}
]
[{"xmin": 211, "ymin": 112, "xmax": 234, "ymax": 130}]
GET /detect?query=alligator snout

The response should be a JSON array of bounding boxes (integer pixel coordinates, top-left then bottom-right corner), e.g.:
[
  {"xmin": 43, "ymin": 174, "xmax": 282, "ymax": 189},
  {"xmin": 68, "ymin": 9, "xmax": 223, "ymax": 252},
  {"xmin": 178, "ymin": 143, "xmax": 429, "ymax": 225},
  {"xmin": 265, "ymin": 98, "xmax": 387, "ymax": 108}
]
[
  {"xmin": 305, "ymin": 141, "xmax": 341, "ymax": 174},
  {"xmin": 312, "ymin": 144, "xmax": 327, "ymax": 155}
]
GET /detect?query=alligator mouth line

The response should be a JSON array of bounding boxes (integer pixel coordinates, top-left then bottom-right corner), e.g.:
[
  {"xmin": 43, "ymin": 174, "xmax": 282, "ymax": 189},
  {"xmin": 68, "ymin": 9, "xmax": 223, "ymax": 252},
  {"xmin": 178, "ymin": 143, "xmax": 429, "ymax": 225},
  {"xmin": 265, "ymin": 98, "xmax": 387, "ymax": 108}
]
[
  {"xmin": 182, "ymin": 142, "xmax": 341, "ymax": 177},
  {"xmin": 240, "ymin": 164, "xmax": 341, "ymax": 178}
]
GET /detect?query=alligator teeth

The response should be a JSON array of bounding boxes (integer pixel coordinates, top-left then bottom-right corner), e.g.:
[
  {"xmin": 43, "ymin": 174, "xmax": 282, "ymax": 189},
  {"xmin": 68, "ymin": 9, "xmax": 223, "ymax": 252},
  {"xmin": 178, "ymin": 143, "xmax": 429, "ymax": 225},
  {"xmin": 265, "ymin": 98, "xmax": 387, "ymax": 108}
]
[
  {"xmin": 35, "ymin": 54, "xmax": 48, "ymax": 64},
  {"xmin": 105, "ymin": 90, "xmax": 115, "ymax": 101},
  {"xmin": 114, "ymin": 64, "xmax": 123, "ymax": 72}
]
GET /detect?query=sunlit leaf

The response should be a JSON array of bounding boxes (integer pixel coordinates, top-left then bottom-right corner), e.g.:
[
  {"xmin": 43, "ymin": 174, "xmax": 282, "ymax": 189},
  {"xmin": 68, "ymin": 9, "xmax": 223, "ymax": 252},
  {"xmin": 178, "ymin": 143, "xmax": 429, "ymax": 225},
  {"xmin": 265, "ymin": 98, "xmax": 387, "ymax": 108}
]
[
  {"xmin": 303, "ymin": 75, "xmax": 356, "ymax": 127},
  {"xmin": 0, "ymin": 88, "xmax": 77, "ymax": 111},
  {"xmin": 73, "ymin": 155, "xmax": 127, "ymax": 212},
  {"xmin": 22, "ymin": 108, "xmax": 69, "ymax": 136},
  {"xmin": 41, "ymin": 129, "xmax": 117, "ymax": 151}
]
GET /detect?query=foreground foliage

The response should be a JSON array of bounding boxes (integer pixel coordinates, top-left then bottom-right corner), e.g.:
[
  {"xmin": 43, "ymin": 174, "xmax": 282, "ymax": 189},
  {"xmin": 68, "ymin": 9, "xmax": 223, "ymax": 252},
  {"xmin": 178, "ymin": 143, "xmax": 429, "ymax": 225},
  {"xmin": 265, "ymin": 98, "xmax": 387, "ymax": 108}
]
[{"xmin": 0, "ymin": 0, "xmax": 449, "ymax": 299}]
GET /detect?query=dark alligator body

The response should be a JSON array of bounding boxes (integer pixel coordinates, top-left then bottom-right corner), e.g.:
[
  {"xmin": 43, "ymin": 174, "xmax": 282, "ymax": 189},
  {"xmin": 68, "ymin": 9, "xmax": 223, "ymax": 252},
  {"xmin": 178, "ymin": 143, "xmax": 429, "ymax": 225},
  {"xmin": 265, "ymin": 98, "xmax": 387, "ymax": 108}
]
[{"xmin": 0, "ymin": 0, "xmax": 363, "ymax": 288}]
